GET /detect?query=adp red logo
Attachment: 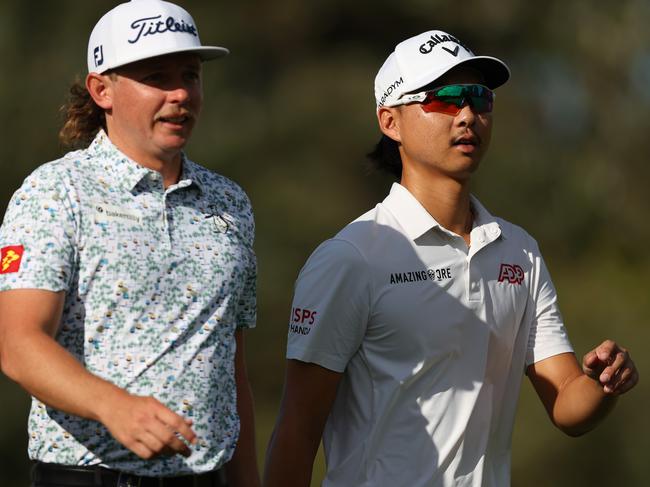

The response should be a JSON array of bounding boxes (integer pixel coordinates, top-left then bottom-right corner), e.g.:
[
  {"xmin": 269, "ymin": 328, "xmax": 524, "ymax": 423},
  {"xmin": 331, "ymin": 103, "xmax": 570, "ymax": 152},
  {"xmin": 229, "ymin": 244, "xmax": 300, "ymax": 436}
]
[
  {"xmin": 498, "ymin": 263, "xmax": 524, "ymax": 285},
  {"xmin": 1, "ymin": 245, "xmax": 25, "ymax": 274}
]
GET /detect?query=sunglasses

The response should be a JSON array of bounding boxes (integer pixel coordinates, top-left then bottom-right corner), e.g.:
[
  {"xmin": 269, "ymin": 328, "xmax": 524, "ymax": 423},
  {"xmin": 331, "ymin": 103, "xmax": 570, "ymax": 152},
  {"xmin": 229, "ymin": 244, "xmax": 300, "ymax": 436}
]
[{"xmin": 399, "ymin": 84, "xmax": 494, "ymax": 115}]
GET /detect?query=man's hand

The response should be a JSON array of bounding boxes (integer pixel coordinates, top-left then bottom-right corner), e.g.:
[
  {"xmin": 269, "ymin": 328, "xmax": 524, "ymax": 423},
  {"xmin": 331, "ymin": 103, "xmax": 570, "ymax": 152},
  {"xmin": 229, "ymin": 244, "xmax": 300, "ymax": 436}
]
[
  {"xmin": 582, "ymin": 340, "xmax": 638, "ymax": 395},
  {"xmin": 100, "ymin": 392, "xmax": 197, "ymax": 460},
  {"xmin": 0, "ymin": 289, "xmax": 199, "ymax": 461}
]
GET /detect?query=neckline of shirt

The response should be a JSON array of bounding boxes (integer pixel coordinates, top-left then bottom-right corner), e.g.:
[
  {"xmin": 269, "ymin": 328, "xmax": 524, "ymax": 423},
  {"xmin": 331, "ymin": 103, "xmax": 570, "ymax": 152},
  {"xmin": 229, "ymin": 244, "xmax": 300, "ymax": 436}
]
[
  {"xmin": 86, "ymin": 130, "xmax": 204, "ymax": 194},
  {"xmin": 382, "ymin": 182, "xmax": 505, "ymax": 242}
]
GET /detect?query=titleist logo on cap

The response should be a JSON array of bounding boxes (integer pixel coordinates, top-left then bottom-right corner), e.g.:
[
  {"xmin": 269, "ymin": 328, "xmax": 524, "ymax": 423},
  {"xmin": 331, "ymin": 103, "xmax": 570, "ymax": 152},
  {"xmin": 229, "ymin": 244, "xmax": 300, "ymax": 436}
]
[
  {"xmin": 129, "ymin": 14, "xmax": 198, "ymax": 44},
  {"xmin": 87, "ymin": 0, "xmax": 229, "ymax": 73}
]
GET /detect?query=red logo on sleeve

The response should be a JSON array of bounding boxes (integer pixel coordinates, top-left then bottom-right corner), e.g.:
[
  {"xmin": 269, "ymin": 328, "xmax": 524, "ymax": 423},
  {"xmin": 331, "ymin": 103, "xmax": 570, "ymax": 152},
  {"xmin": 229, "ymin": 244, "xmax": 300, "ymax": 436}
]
[
  {"xmin": 291, "ymin": 307, "xmax": 318, "ymax": 325},
  {"xmin": 1, "ymin": 245, "xmax": 24, "ymax": 274},
  {"xmin": 289, "ymin": 307, "xmax": 318, "ymax": 336}
]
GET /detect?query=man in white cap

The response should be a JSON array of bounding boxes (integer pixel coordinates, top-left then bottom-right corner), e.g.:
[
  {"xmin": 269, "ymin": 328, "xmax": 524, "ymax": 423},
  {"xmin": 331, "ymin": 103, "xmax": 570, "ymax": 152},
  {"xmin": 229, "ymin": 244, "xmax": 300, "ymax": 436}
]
[
  {"xmin": 264, "ymin": 30, "xmax": 638, "ymax": 487},
  {"xmin": 0, "ymin": 1, "xmax": 259, "ymax": 485}
]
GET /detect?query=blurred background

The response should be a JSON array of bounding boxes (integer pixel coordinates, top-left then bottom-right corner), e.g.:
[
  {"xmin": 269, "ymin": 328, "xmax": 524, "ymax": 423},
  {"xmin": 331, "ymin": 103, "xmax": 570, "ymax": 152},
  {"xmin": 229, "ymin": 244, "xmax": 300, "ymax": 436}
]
[{"xmin": 1, "ymin": 0, "xmax": 649, "ymax": 485}]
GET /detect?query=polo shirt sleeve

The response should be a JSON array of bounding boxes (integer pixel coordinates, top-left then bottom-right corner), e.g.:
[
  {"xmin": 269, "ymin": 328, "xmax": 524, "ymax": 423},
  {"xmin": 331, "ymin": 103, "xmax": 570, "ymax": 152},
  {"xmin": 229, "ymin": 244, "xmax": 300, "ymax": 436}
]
[
  {"xmin": 0, "ymin": 166, "xmax": 78, "ymax": 292},
  {"xmin": 286, "ymin": 238, "xmax": 370, "ymax": 373},
  {"xmin": 525, "ymin": 246, "xmax": 574, "ymax": 367}
]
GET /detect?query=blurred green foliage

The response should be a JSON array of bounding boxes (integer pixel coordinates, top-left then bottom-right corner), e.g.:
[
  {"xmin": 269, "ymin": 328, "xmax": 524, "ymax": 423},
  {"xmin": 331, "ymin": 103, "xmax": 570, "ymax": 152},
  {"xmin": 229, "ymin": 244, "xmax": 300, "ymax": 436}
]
[{"xmin": 1, "ymin": 1, "xmax": 649, "ymax": 486}]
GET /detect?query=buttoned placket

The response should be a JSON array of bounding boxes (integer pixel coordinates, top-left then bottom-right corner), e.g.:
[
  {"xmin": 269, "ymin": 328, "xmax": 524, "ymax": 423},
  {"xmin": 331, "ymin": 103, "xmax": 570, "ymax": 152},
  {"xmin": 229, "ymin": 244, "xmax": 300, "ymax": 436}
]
[
  {"xmin": 162, "ymin": 178, "xmax": 194, "ymax": 247},
  {"xmin": 162, "ymin": 191, "xmax": 172, "ymax": 249},
  {"xmin": 465, "ymin": 224, "xmax": 501, "ymax": 302},
  {"xmin": 161, "ymin": 179, "xmax": 197, "ymax": 348},
  {"xmin": 143, "ymin": 171, "xmax": 176, "ymax": 252}
]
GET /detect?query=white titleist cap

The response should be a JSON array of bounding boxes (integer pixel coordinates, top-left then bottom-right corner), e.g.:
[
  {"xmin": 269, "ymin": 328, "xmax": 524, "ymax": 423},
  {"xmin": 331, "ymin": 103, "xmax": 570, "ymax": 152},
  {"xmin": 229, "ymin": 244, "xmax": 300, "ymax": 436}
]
[
  {"xmin": 87, "ymin": 0, "xmax": 229, "ymax": 73},
  {"xmin": 375, "ymin": 30, "xmax": 510, "ymax": 108}
]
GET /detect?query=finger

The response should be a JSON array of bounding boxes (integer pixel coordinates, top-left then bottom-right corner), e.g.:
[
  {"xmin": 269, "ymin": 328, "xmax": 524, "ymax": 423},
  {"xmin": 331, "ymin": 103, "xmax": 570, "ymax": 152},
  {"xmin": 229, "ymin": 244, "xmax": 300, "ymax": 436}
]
[
  {"xmin": 614, "ymin": 369, "xmax": 639, "ymax": 395},
  {"xmin": 582, "ymin": 350, "xmax": 599, "ymax": 373},
  {"xmin": 582, "ymin": 350, "xmax": 606, "ymax": 379},
  {"xmin": 599, "ymin": 351, "xmax": 627, "ymax": 383},
  {"xmin": 138, "ymin": 430, "xmax": 167, "ymax": 458},
  {"xmin": 167, "ymin": 435, "xmax": 192, "ymax": 458},
  {"xmin": 156, "ymin": 408, "xmax": 197, "ymax": 445},
  {"xmin": 133, "ymin": 435, "xmax": 176, "ymax": 458},
  {"xmin": 595, "ymin": 340, "xmax": 619, "ymax": 363},
  {"xmin": 607, "ymin": 358, "xmax": 637, "ymax": 393},
  {"xmin": 148, "ymin": 419, "xmax": 192, "ymax": 457},
  {"xmin": 129, "ymin": 440, "xmax": 155, "ymax": 460},
  {"xmin": 606, "ymin": 368, "xmax": 631, "ymax": 394}
]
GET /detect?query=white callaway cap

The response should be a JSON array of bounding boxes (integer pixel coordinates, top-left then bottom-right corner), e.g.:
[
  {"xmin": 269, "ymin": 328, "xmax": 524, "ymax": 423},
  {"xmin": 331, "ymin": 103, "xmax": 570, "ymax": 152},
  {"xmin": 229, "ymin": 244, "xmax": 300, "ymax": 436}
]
[
  {"xmin": 87, "ymin": 0, "xmax": 229, "ymax": 74},
  {"xmin": 375, "ymin": 30, "xmax": 510, "ymax": 108}
]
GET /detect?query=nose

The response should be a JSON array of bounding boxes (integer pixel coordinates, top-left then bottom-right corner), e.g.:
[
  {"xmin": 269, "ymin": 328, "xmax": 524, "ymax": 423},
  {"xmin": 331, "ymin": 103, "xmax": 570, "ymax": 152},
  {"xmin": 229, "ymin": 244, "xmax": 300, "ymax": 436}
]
[
  {"xmin": 456, "ymin": 102, "xmax": 477, "ymax": 127},
  {"xmin": 168, "ymin": 85, "xmax": 191, "ymax": 104}
]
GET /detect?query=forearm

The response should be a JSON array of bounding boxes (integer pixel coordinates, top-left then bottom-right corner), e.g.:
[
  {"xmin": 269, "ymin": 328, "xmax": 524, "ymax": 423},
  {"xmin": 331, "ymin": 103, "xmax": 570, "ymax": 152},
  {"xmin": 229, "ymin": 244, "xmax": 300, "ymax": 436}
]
[
  {"xmin": 263, "ymin": 418, "xmax": 320, "ymax": 487},
  {"xmin": 225, "ymin": 378, "xmax": 260, "ymax": 487},
  {"xmin": 0, "ymin": 290, "xmax": 197, "ymax": 459},
  {"xmin": 263, "ymin": 359, "xmax": 341, "ymax": 487},
  {"xmin": 552, "ymin": 373, "xmax": 618, "ymax": 436},
  {"xmin": 0, "ymin": 328, "xmax": 125, "ymax": 423}
]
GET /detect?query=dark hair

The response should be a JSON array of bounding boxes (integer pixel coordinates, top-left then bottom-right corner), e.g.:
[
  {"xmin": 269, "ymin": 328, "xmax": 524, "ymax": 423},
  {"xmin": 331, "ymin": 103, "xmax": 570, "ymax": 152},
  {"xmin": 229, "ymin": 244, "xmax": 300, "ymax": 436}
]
[
  {"xmin": 58, "ymin": 78, "xmax": 106, "ymax": 149},
  {"xmin": 366, "ymin": 134, "xmax": 402, "ymax": 179}
]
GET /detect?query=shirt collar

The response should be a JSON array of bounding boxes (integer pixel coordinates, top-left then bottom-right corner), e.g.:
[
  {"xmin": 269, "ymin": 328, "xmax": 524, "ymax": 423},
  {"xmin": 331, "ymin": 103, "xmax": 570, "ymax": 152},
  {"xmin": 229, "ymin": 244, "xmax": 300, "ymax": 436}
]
[
  {"xmin": 179, "ymin": 158, "xmax": 205, "ymax": 193},
  {"xmin": 86, "ymin": 130, "xmax": 202, "ymax": 193},
  {"xmin": 469, "ymin": 194, "xmax": 507, "ymax": 242},
  {"xmin": 382, "ymin": 183, "xmax": 442, "ymax": 240},
  {"xmin": 382, "ymin": 183, "xmax": 506, "ymax": 241}
]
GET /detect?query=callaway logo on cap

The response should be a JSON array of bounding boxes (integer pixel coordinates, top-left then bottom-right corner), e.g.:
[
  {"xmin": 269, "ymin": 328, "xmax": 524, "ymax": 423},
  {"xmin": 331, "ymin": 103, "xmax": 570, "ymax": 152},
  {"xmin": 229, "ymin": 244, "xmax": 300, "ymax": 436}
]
[
  {"xmin": 374, "ymin": 30, "xmax": 510, "ymax": 108},
  {"xmin": 87, "ymin": 0, "xmax": 228, "ymax": 74}
]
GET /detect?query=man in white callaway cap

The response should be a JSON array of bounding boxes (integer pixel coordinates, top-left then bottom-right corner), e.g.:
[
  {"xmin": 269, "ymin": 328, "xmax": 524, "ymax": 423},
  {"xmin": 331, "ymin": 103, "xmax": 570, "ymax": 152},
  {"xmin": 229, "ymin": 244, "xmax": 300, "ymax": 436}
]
[
  {"xmin": 264, "ymin": 30, "xmax": 638, "ymax": 486},
  {"xmin": 0, "ymin": 1, "xmax": 260, "ymax": 486}
]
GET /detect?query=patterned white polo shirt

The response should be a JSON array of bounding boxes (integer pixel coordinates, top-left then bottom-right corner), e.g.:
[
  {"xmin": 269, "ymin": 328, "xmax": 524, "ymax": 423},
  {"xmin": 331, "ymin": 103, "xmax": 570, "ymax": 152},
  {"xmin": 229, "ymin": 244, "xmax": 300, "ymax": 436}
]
[{"xmin": 0, "ymin": 130, "xmax": 256, "ymax": 476}]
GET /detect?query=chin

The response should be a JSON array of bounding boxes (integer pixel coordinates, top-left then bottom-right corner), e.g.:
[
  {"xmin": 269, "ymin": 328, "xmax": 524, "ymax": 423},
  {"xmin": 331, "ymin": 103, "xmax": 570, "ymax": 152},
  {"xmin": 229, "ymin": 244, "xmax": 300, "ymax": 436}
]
[
  {"xmin": 159, "ymin": 134, "xmax": 190, "ymax": 151},
  {"xmin": 448, "ymin": 160, "xmax": 481, "ymax": 181},
  {"xmin": 452, "ymin": 154, "xmax": 481, "ymax": 169}
]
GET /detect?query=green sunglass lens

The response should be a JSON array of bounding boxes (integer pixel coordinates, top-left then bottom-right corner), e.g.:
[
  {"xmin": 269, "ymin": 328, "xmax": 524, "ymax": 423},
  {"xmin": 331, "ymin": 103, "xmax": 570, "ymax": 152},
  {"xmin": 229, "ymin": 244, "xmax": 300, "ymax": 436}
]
[{"xmin": 432, "ymin": 85, "xmax": 493, "ymax": 112}]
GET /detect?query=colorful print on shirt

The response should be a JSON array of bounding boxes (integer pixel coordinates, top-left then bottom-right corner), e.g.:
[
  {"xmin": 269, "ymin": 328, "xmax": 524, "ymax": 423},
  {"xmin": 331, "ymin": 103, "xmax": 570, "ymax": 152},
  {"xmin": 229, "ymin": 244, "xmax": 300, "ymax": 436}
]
[{"xmin": 0, "ymin": 131, "xmax": 256, "ymax": 476}]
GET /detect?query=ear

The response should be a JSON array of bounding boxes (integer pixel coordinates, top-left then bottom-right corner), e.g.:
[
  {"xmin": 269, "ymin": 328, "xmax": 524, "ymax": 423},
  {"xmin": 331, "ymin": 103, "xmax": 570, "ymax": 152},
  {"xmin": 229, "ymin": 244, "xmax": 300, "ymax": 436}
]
[
  {"xmin": 86, "ymin": 72, "xmax": 114, "ymax": 110},
  {"xmin": 377, "ymin": 106, "xmax": 402, "ymax": 143}
]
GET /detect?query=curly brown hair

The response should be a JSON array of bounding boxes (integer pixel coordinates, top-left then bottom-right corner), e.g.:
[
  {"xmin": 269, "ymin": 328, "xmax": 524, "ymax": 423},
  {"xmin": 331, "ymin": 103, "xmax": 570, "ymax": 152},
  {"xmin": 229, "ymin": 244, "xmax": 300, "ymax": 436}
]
[{"xmin": 58, "ymin": 78, "xmax": 106, "ymax": 150}]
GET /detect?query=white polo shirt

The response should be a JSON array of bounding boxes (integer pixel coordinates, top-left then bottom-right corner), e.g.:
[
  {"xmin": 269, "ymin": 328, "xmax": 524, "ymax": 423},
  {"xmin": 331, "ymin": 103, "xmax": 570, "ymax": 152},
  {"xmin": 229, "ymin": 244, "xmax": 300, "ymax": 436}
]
[{"xmin": 287, "ymin": 183, "xmax": 573, "ymax": 487}]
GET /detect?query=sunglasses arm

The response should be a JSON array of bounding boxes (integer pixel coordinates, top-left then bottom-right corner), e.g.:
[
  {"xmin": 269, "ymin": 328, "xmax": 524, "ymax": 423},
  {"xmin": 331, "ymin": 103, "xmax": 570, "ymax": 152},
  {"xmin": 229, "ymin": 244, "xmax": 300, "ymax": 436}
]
[{"xmin": 393, "ymin": 92, "xmax": 428, "ymax": 106}]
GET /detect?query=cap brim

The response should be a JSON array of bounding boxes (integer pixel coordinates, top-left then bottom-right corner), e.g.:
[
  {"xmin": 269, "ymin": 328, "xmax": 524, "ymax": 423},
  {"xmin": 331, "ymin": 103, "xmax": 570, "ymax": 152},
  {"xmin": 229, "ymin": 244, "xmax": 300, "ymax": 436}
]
[
  {"xmin": 93, "ymin": 45, "xmax": 229, "ymax": 73},
  {"xmin": 456, "ymin": 56, "xmax": 510, "ymax": 89},
  {"xmin": 400, "ymin": 55, "xmax": 510, "ymax": 95},
  {"xmin": 190, "ymin": 46, "xmax": 230, "ymax": 61}
]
